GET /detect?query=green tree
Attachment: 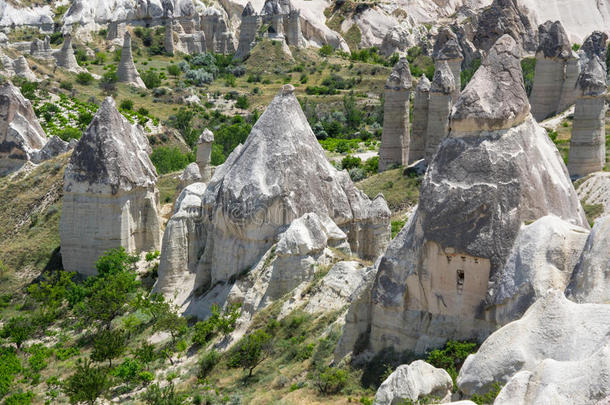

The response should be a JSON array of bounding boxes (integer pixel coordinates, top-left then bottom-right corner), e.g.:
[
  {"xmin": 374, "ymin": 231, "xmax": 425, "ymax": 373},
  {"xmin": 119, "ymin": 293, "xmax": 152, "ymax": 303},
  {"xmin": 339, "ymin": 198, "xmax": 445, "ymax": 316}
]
[
  {"xmin": 91, "ymin": 329, "xmax": 127, "ymax": 367},
  {"xmin": 63, "ymin": 359, "xmax": 111, "ymax": 405},
  {"xmin": 167, "ymin": 64, "xmax": 181, "ymax": 77},
  {"xmin": 1, "ymin": 316, "xmax": 34, "ymax": 349},
  {"xmin": 229, "ymin": 329, "xmax": 272, "ymax": 377},
  {"xmin": 76, "ymin": 72, "xmax": 94, "ymax": 85},
  {"xmin": 314, "ymin": 367, "xmax": 348, "ymax": 395},
  {"xmin": 100, "ymin": 71, "xmax": 118, "ymax": 93},
  {"xmin": 142, "ymin": 70, "xmax": 161, "ymax": 89}
]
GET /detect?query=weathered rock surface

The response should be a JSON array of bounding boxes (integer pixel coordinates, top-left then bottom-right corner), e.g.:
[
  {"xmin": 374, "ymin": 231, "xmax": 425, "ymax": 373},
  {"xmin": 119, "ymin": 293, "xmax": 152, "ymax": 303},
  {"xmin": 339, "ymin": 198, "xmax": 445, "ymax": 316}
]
[
  {"xmin": 425, "ymin": 61, "xmax": 454, "ymax": 161},
  {"xmin": 374, "ymin": 360, "xmax": 453, "ymax": 405},
  {"xmin": 472, "ymin": 0, "xmax": 538, "ymax": 53},
  {"xmin": 433, "ymin": 27, "xmax": 463, "ymax": 100},
  {"xmin": 576, "ymin": 171, "xmax": 610, "ymax": 216},
  {"xmin": 30, "ymin": 36, "xmax": 53, "ymax": 59},
  {"xmin": 196, "ymin": 129, "xmax": 214, "ymax": 181},
  {"xmin": 201, "ymin": 7, "xmax": 235, "ymax": 54},
  {"xmin": 566, "ymin": 215, "xmax": 610, "ymax": 304},
  {"xmin": 156, "ymin": 85, "xmax": 390, "ymax": 306},
  {"xmin": 60, "ymin": 97, "xmax": 161, "ymax": 276},
  {"xmin": 379, "ymin": 58, "xmax": 412, "ymax": 171},
  {"xmin": 178, "ymin": 162, "xmax": 202, "ymax": 190},
  {"xmin": 54, "ymin": 34, "xmax": 84, "ymax": 73},
  {"xmin": 117, "ymin": 32, "xmax": 146, "ymax": 88},
  {"xmin": 12, "ymin": 56, "xmax": 38, "ymax": 82},
  {"xmin": 234, "ymin": 2, "xmax": 260, "ymax": 61},
  {"xmin": 361, "ymin": 36, "xmax": 587, "ymax": 356},
  {"xmin": 457, "ymin": 291, "xmax": 610, "ymax": 398},
  {"xmin": 488, "ymin": 215, "xmax": 589, "ymax": 325},
  {"xmin": 409, "ymin": 76, "xmax": 430, "ymax": 164},
  {"xmin": 32, "ymin": 135, "xmax": 73, "ymax": 163},
  {"xmin": 0, "ymin": 81, "xmax": 47, "ymax": 175}
]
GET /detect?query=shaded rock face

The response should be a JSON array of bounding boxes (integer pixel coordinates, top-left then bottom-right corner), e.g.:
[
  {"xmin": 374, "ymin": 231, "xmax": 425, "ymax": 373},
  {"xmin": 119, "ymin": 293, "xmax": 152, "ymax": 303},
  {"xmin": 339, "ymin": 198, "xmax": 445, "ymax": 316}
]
[
  {"xmin": 433, "ymin": 27, "xmax": 463, "ymax": 100},
  {"xmin": 379, "ymin": 58, "xmax": 412, "ymax": 171},
  {"xmin": 473, "ymin": 0, "xmax": 538, "ymax": 53},
  {"xmin": 200, "ymin": 7, "xmax": 236, "ymax": 54},
  {"xmin": 409, "ymin": 77, "xmax": 430, "ymax": 164},
  {"xmin": 32, "ymin": 135, "xmax": 73, "ymax": 164},
  {"xmin": 117, "ymin": 32, "xmax": 146, "ymax": 88},
  {"xmin": 374, "ymin": 360, "xmax": 453, "ymax": 405},
  {"xmin": 580, "ymin": 31, "xmax": 608, "ymax": 62},
  {"xmin": 566, "ymin": 215, "xmax": 610, "ymax": 304},
  {"xmin": 60, "ymin": 97, "xmax": 161, "ymax": 276},
  {"xmin": 568, "ymin": 55, "xmax": 607, "ymax": 177},
  {"xmin": 457, "ymin": 291, "xmax": 610, "ymax": 401},
  {"xmin": 0, "ymin": 81, "xmax": 47, "ymax": 175},
  {"xmin": 259, "ymin": 0, "xmax": 304, "ymax": 51},
  {"xmin": 54, "ymin": 34, "xmax": 83, "ymax": 73},
  {"xmin": 156, "ymin": 85, "xmax": 390, "ymax": 301},
  {"xmin": 529, "ymin": 21, "xmax": 579, "ymax": 121},
  {"xmin": 12, "ymin": 56, "xmax": 38, "ymax": 82},
  {"xmin": 425, "ymin": 61, "xmax": 454, "ymax": 161},
  {"xmin": 178, "ymin": 162, "xmax": 202, "ymax": 190},
  {"xmin": 362, "ymin": 35, "xmax": 587, "ymax": 356},
  {"xmin": 488, "ymin": 216, "xmax": 589, "ymax": 325},
  {"xmin": 234, "ymin": 2, "xmax": 261, "ymax": 61},
  {"xmin": 30, "ymin": 35, "xmax": 52, "ymax": 59}
]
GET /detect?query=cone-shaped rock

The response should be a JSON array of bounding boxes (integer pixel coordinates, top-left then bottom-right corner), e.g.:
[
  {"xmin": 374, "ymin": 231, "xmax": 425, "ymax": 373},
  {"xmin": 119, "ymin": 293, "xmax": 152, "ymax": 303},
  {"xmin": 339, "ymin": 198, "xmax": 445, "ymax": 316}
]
[
  {"xmin": 156, "ymin": 85, "xmax": 390, "ymax": 299},
  {"xmin": 425, "ymin": 61, "xmax": 454, "ymax": 160},
  {"xmin": 409, "ymin": 76, "xmax": 430, "ymax": 163},
  {"xmin": 379, "ymin": 58, "xmax": 412, "ymax": 171},
  {"xmin": 117, "ymin": 32, "xmax": 146, "ymax": 88},
  {"xmin": 54, "ymin": 34, "xmax": 82, "ymax": 73},
  {"xmin": 433, "ymin": 27, "xmax": 463, "ymax": 100},
  {"xmin": 350, "ymin": 35, "xmax": 588, "ymax": 356},
  {"xmin": 60, "ymin": 97, "xmax": 161, "ymax": 276},
  {"xmin": 0, "ymin": 81, "xmax": 47, "ymax": 175}
]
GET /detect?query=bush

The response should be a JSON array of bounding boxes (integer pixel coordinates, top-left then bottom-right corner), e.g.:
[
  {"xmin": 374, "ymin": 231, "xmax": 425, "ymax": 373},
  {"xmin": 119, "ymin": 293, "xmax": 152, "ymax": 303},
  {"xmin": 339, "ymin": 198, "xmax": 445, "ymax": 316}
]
[
  {"xmin": 167, "ymin": 64, "xmax": 181, "ymax": 77},
  {"xmin": 141, "ymin": 382, "xmax": 186, "ymax": 405},
  {"xmin": 76, "ymin": 72, "xmax": 94, "ymax": 85},
  {"xmin": 120, "ymin": 99, "xmax": 134, "ymax": 111},
  {"xmin": 391, "ymin": 219, "xmax": 406, "ymax": 238},
  {"xmin": 60, "ymin": 81, "xmax": 73, "ymax": 91},
  {"xmin": 91, "ymin": 329, "xmax": 127, "ymax": 367},
  {"xmin": 228, "ymin": 329, "xmax": 272, "ymax": 377},
  {"xmin": 314, "ymin": 367, "xmax": 348, "ymax": 395},
  {"xmin": 426, "ymin": 340, "xmax": 478, "ymax": 385},
  {"xmin": 4, "ymin": 391, "xmax": 34, "ymax": 405},
  {"xmin": 198, "ymin": 350, "xmax": 220, "ymax": 379},
  {"xmin": 364, "ymin": 156, "xmax": 378, "ymax": 173},
  {"xmin": 63, "ymin": 359, "xmax": 111, "ymax": 405},
  {"xmin": 349, "ymin": 167, "xmax": 367, "ymax": 181},
  {"xmin": 0, "ymin": 347, "xmax": 21, "ymax": 398},
  {"xmin": 112, "ymin": 358, "xmax": 143, "ymax": 383},
  {"xmin": 471, "ymin": 382, "xmax": 503, "ymax": 405},
  {"xmin": 100, "ymin": 71, "xmax": 118, "ymax": 92},
  {"xmin": 521, "ymin": 58, "xmax": 536, "ymax": 97},
  {"xmin": 141, "ymin": 70, "xmax": 161, "ymax": 89},
  {"xmin": 1, "ymin": 316, "xmax": 35, "ymax": 349},
  {"xmin": 235, "ymin": 95, "xmax": 249, "ymax": 109},
  {"xmin": 319, "ymin": 44, "xmax": 333, "ymax": 57},
  {"xmin": 150, "ymin": 146, "xmax": 193, "ymax": 174},
  {"xmin": 57, "ymin": 127, "xmax": 82, "ymax": 142},
  {"xmin": 341, "ymin": 155, "xmax": 362, "ymax": 170},
  {"xmin": 185, "ymin": 69, "xmax": 214, "ymax": 86}
]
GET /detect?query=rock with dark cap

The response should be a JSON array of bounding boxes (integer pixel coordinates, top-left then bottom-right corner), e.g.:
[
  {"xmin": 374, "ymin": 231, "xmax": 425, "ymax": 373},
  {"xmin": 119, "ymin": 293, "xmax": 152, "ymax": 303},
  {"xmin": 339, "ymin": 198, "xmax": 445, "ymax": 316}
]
[
  {"xmin": 425, "ymin": 61, "xmax": 454, "ymax": 160},
  {"xmin": 117, "ymin": 32, "xmax": 146, "ymax": 88},
  {"xmin": 537, "ymin": 20, "xmax": 572, "ymax": 59},
  {"xmin": 409, "ymin": 76, "xmax": 430, "ymax": 163},
  {"xmin": 60, "ymin": 97, "xmax": 161, "ymax": 276}
]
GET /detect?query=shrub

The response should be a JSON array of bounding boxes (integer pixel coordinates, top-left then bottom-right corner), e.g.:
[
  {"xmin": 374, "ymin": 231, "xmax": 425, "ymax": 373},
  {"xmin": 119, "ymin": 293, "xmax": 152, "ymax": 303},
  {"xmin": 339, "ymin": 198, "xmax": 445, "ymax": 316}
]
[
  {"xmin": 364, "ymin": 156, "xmax": 378, "ymax": 173},
  {"xmin": 100, "ymin": 71, "xmax": 118, "ymax": 92},
  {"xmin": 76, "ymin": 72, "xmax": 94, "ymax": 85},
  {"xmin": 314, "ymin": 367, "xmax": 348, "ymax": 395},
  {"xmin": 63, "ymin": 359, "xmax": 111, "ymax": 405},
  {"xmin": 167, "ymin": 64, "xmax": 181, "ymax": 77},
  {"xmin": 228, "ymin": 329, "xmax": 272, "ymax": 377},
  {"xmin": 1, "ymin": 316, "xmax": 35, "ymax": 349},
  {"xmin": 120, "ymin": 99, "xmax": 134, "ymax": 111},
  {"xmin": 198, "ymin": 350, "xmax": 220, "ymax": 379},
  {"xmin": 4, "ymin": 391, "xmax": 34, "ymax": 405},
  {"xmin": 185, "ymin": 69, "xmax": 214, "ymax": 86},
  {"xmin": 521, "ymin": 58, "xmax": 536, "ymax": 97},
  {"xmin": 112, "ymin": 358, "xmax": 143, "ymax": 383},
  {"xmin": 60, "ymin": 81, "xmax": 73, "ymax": 91},
  {"xmin": 341, "ymin": 155, "xmax": 362, "ymax": 170},
  {"xmin": 141, "ymin": 382, "xmax": 186, "ymax": 405},
  {"xmin": 141, "ymin": 70, "xmax": 161, "ymax": 89},
  {"xmin": 91, "ymin": 329, "xmax": 127, "ymax": 367},
  {"xmin": 460, "ymin": 58, "xmax": 481, "ymax": 90},
  {"xmin": 391, "ymin": 219, "xmax": 406, "ymax": 238},
  {"xmin": 0, "ymin": 347, "xmax": 21, "ymax": 398},
  {"xmin": 471, "ymin": 382, "xmax": 503, "ymax": 405},
  {"xmin": 319, "ymin": 44, "xmax": 333, "ymax": 57},
  {"xmin": 235, "ymin": 95, "xmax": 249, "ymax": 109},
  {"xmin": 349, "ymin": 167, "xmax": 367, "ymax": 182},
  {"xmin": 150, "ymin": 146, "xmax": 193, "ymax": 174},
  {"xmin": 145, "ymin": 250, "xmax": 160, "ymax": 262},
  {"xmin": 426, "ymin": 340, "xmax": 478, "ymax": 385}
]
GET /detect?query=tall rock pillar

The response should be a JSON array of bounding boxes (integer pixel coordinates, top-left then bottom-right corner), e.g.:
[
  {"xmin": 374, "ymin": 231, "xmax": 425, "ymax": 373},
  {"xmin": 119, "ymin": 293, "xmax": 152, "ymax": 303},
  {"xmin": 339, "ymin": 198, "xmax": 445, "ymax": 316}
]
[
  {"xmin": 433, "ymin": 27, "xmax": 463, "ymax": 102},
  {"xmin": 409, "ymin": 76, "xmax": 430, "ymax": 164},
  {"xmin": 197, "ymin": 129, "xmax": 214, "ymax": 181},
  {"xmin": 425, "ymin": 61, "xmax": 455, "ymax": 161},
  {"xmin": 117, "ymin": 32, "xmax": 146, "ymax": 88},
  {"xmin": 379, "ymin": 58, "xmax": 413, "ymax": 172},
  {"xmin": 234, "ymin": 2, "xmax": 261, "ymax": 61}
]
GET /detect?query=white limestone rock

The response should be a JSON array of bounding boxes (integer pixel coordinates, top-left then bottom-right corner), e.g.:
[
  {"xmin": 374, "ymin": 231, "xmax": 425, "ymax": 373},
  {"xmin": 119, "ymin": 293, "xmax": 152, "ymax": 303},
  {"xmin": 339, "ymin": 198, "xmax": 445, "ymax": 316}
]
[
  {"xmin": 489, "ymin": 215, "xmax": 589, "ymax": 325},
  {"xmin": 32, "ymin": 135, "xmax": 72, "ymax": 164},
  {"xmin": 54, "ymin": 34, "xmax": 85, "ymax": 73},
  {"xmin": 60, "ymin": 97, "xmax": 161, "ymax": 276},
  {"xmin": 117, "ymin": 32, "xmax": 146, "ymax": 88},
  {"xmin": 374, "ymin": 360, "xmax": 453, "ymax": 405},
  {"xmin": 0, "ymin": 81, "xmax": 47, "ymax": 175},
  {"xmin": 30, "ymin": 36, "xmax": 53, "ymax": 59},
  {"xmin": 425, "ymin": 60, "xmax": 454, "ymax": 161},
  {"xmin": 576, "ymin": 171, "xmax": 610, "ymax": 217},
  {"xmin": 201, "ymin": 7, "xmax": 236, "ymax": 54},
  {"xmin": 12, "ymin": 56, "xmax": 38, "ymax": 82},
  {"xmin": 178, "ymin": 162, "xmax": 202, "ymax": 190},
  {"xmin": 566, "ymin": 215, "xmax": 610, "ymax": 304},
  {"xmin": 409, "ymin": 76, "xmax": 430, "ymax": 164},
  {"xmin": 457, "ymin": 291, "xmax": 610, "ymax": 396}
]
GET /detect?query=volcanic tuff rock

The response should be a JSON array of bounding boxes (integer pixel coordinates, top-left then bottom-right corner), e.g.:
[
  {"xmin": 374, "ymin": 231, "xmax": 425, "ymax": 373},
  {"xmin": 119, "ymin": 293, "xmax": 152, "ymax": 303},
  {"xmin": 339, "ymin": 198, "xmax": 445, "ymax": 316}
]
[
  {"xmin": 566, "ymin": 215, "xmax": 610, "ymax": 304},
  {"xmin": 424, "ymin": 61, "xmax": 454, "ymax": 161},
  {"xmin": 472, "ymin": 0, "xmax": 538, "ymax": 53},
  {"xmin": 0, "ymin": 81, "xmax": 47, "ymax": 175},
  {"xmin": 117, "ymin": 32, "xmax": 146, "ymax": 88},
  {"xmin": 54, "ymin": 34, "xmax": 84, "ymax": 73},
  {"xmin": 457, "ymin": 291, "xmax": 610, "ymax": 398},
  {"xmin": 12, "ymin": 56, "xmax": 38, "ymax": 82},
  {"xmin": 358, "ymin": 35, "xmax": 587, "ymax": 356},
  {"xmin": 379, "ymin": 58, "xmax": 412, "ymax": 171},
  {"xmin": 234, "ymin": 2, "xmax": 260, "ymax": 61},
  {"xmin": 29, "ymin": 36, "xmax": 53, "ymax": 59},
  {"xmin": 433, "ymin": 27, "xmax": 463, "ymax": 99},
  {"xmin": 488, "ymin": 216, "xmax": 589, "ymax": 325},
  {"xmin": 196, "ymin": 129, "xmax": 214, "ymax": 181},
  {"xmin": 576, "ymin": 171, "xmax": 610, "ymax": 217},
  {"xmin": 374, "ymin": 361, "xmax": 453, "ymax": 405},
  {"xmin": 156, "ymin": 85, "xmax": 390, "ymax": 305},
  {"xmin": 60, "ymin": 97, "xmax": 161, "ymax": 276},
  {"xmin": 201, "ymin": 7, "xmax": 236, "ymax": 54},
  {"xmin": 32, "ymin": 136, "xmax": 74, "ymax": 164},
  {"xmin": 178, "ymin": 162, "xmax": 202, "ymax": 190},
  {"xmin": 409, "ymin": 76, "xmax": 430, "ymax": 164}
]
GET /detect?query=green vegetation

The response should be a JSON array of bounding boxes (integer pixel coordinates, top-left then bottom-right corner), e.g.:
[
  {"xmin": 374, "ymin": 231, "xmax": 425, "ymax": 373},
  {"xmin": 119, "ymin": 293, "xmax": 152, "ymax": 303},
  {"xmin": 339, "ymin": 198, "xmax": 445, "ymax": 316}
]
[
  {"xmin": 391, "ymin": 219, "xmax": 406, "ymax": 238},
  {"xmin": 357, "ymin": 168, "xmax": 421, "ymax": 212},
  {"xmin": 150, "ymin": 146, "xmax": 194, "ymax": 174},
  {"xmin": 583, "ymin": 203, "xmax": 604, "ymax": 226},
  {"xmin": 461, "ymin": 58, "xmax": 481, "ymax": 89},
  {"xmin": 426, "ymin": 340, "xmax": 478, "ymax": 386},
  {"xmin": 521, "ymin": 58, "xmax": 536, "ymax": 96}
]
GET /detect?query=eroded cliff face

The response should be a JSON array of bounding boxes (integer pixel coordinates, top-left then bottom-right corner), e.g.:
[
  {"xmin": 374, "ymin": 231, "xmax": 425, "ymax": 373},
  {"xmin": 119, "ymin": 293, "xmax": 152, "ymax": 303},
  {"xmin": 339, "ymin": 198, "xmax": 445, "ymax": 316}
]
[
  {"xmin": 339, "ymin": 35, "xmax": 588, "ymax": 358},
  {"xmin": 60, "ymin": 97, "xmax": 161, "ymax": 276}
]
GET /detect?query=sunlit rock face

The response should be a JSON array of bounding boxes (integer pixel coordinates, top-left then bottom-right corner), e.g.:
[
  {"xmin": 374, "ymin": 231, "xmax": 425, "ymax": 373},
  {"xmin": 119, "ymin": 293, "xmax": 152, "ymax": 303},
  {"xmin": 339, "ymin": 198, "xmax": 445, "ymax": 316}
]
[{"xmin": 60, "ymin": 97, "xmax": 161, "ymax": 276}]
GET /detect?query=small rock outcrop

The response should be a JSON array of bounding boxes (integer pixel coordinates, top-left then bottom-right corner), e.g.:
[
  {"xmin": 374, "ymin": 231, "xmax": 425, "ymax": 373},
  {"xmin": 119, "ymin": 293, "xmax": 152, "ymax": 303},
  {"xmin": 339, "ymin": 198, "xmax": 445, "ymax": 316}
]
[
  {"xmin": 374, "ymin": 360, "xmax": 453, "ymax": 405},
  {"xmin": 164, "ymin": 18, "xmax": 176, "ymax": 55},
  {"xmin": 54, "ymin": 34, "xmax": 83, "ymax": 73},
  {"xmin": 354, "ymin": 36, "xmax": 587, "ymax": 357},
  {"xmin": 60, "ymin": 97, "xmax": 161, "ymax": 276},
  {"xmin": 12, "ymin": 56, "xmax": 38, "ymax": 82},
  {"xmin": 576, "ymin": 171, "xmax": 610, "ymax": 217},
  {"xmin": 200, "ymin": 7, "xmax": 236, "ymax": 54},
  {"xmin": 433, "ymin": 27, "xmax": 463, "ymax": 101},
  {"xmin": 379, "ymin": 58, "xmax": 412, "ymax": 171},
  {"xmin": 473, "ymin": 0, "xmax": 538, "ymax": 53},
  {"xmin": 457, "ymin": 291, "xmax": 610, "ymax": 400},
  {"xmin": 566, "ymin": 215, "xmax": 610, "ymax": 304},
  {"xmin": 568, "ymin": 33, "xmax": 608, "ymax": 178},
  {"xmin": 196, "ymin": 128, "xmax": 213, "ymax": 181},
  {"xmin": 29, "ymin": 35, "xmax": 52, "ymax": 59},
  {"xmin": 117, "ymin": 32, "xmax": 146, "ymax": 88},
  {"xmin": 234, "ymin": 2, "xmax": 261, "ymax": 61},
  {"xmin": 178, "ymin": 162, "xmax": 202, "ymax": 190},
  {"xmin": 529, "ymin": 21, "xmax": 578, "ymax": 121},
  {"xmin": 156, "ymin": 85, "xmax": 390, "ymax": 305},
  {"xmin": 32, "ymin": 135, "xmax": 73, "ymax": 163},
  {"xmin": 425, "ymin": 61, "xmax": 454, "ymax": 161},
  {"xmin": 409, "ymin": 76, "xmax": 430, "ymax": 164},
  {"xmin": 0, "ymin": 81, "xmax": 47, "ymax": 175}
]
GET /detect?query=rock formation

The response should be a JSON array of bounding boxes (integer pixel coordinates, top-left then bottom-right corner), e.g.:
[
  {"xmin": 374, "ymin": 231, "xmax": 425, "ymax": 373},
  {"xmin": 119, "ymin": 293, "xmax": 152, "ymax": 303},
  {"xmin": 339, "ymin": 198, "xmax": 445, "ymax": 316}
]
[
  {"xmin": 234, "ymin": 2, "xmax": 261, "ymax": 61},
  {"xmin": 164, "ymin": 18, "xmax": 175, "ymax": 55},
  {"xmin": 374, "ymin": 360, "xmax": 453, "ymax": 404},
  {"xmin": 568, "ymin": 49, "xmax": 608, "ymax": 177},
  {"xmin": 529, "ymin": 21, "xmax": 578, "ymax": 121},
  {"xmin": 0, "ymin": 81, "xmax": 47, "ymax": 175},
  {"xmin": 425, "ymin": 61, "xmax": 454, "ymax": 161},
  {"xmin": 178, "ymin": 162, "xmax": 202, "ymax": 190},
  {"xmin": 576, "ymin": 171, "xmax": 610, "ymax": 217},
  {"xmin": 255, "ymin": 0, "xmax": 305, "ymax": 57},
  {"xmin": 54, "ymin": 34, "xmax": 83, "ymax": 73},
  {"xmin": 473, "ymin": 0, "xmax": 538, "ymax": 53},
  {"xmin": 117, "ymin": 32, "xmax": 146, "ymax": 88},
  {"xmin": 32, "ymin": 135, "xmax": 74, "ymax": 163},
  {"xmin": 12, "ymin": 56, "xmax": 38, "ymax": 82},
  {"xmin": 200, "ymin": 7, "xmax": 236, "ymax": 54},
  {"xmin": 379, "ymin": 58, "xmax": 412, "ymax": 171},
  {"xmin": 156, "ymin": 85, "xmax": 390, "ymax": 305},
  {"xmin": 433, "ymin": 27, "xmax": 463, "ymax": 101},
  {"xmin": 457, "ymin": 291, "xmax": 610, "ymax": 401},
  {"xmin": 196, "ymin": 128, "xmax": 214, "ymax": 182},
  {"xmin": 106, "ymin": 21, "xmax": 127, "ymax": 42},
  {"xmin": 566, "ymin": 215, "xmax": 610, "ymax": 304},
  {"xmin": 60, "ymin": 97, "xmax": 161, "ymax": 276},
  {"xmin": 345, "ymin": 35, "xmax": 587, "ymax": 357},
  {"xmin": 29, "ymin": 35, "xmax": 52, "ymax": 59},
  {"xmin": 409, "ymin": 76, "xmax": 430, "ymax": 164}
]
